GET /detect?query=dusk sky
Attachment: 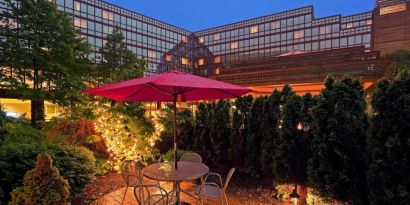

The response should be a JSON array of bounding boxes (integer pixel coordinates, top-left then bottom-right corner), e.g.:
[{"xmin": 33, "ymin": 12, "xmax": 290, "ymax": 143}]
[{"xmin": 104, "ymin": 0, "xmax": 376, "ymax": 31}]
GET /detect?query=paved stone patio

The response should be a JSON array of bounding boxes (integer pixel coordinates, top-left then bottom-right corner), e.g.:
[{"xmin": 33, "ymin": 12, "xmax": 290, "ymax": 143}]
[{"xmin": 92, "ymin": 181, "xmax": 242, "ymax": 205}]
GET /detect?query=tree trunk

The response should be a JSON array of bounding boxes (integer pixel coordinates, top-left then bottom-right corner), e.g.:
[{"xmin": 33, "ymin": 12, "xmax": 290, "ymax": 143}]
[{"xmin": 31, "ymin": 100, "xmax": 44, "ymax": 127}]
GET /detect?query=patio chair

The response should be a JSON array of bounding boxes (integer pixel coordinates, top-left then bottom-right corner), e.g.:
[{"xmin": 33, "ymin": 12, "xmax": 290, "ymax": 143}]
[
  {"xmin": 179, "ymin": 152, "xmax": 203, "ymax": 198},
  {"xmin": 180, "ymin": 152, "xmax": 202, "ymax": 163},
  {"xmin": 194, "ymin": 168, "xmax": 235, "ymax": 205},
  {"xmin": 121, "ymin": 160, "xmax": 144, "ymax": 205},
  {"xmin": 134, "ymin": 184, "xmax": 175, "ymax": 205}
]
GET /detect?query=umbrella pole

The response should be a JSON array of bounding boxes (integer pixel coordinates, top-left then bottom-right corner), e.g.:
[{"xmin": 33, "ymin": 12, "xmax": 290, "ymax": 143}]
[{"xmin": 173, "ymin": 95, "xmax": 178, "ymax": 170}]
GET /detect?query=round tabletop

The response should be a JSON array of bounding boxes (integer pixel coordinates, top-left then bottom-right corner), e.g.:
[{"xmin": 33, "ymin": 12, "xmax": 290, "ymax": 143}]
[{"xmin": 142, "ymin": 161, "xmax": 209, "ymax": 182}]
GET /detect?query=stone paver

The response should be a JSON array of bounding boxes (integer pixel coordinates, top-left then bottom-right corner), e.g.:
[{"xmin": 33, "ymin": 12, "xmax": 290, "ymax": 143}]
[{"xmin": 92, "ymin": 181, "xmax": 242, "ymax": 205}]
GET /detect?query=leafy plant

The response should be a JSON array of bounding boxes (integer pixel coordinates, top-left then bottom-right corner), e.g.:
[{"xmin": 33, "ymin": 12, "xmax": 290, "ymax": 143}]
[
  {"xmin": 9, "ymin": 153, "xmax": 70, "ymax": 205},
  {"xmin": 0, "ymin": 0, "xmax": 90, "ymax": 126}
]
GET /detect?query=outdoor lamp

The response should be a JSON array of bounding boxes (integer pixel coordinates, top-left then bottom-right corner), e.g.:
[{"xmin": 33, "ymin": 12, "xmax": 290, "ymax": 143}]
[{"xmin": 289, "ymin": 184, "xmax": 300, "ymax": 205}]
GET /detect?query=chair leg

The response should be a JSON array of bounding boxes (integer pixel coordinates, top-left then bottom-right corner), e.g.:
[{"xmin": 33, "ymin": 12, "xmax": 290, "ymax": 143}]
[
  {"xmin": 224, "ymin": 193, "xmax": 229, "ymax": 205},
  {"xmin": 220, "ymin": 194, "xmax": 225, "ymax": 205},
  {"xmin": 121, "ymin": 186, "xmax": 128, "ymax": 205}
]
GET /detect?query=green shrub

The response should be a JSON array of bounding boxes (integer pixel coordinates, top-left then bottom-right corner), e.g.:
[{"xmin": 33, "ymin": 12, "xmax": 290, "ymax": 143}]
[
  {"xmin": 48, "ymin": 145, "xmax": 95, "ymax": 197},
  {"xmin": 9, "ymin": 153, "xmax": 70, "ymax": 205},
  {"xmin": 3, "ymin": 122, "xmax": 46, "ymax": 145}
]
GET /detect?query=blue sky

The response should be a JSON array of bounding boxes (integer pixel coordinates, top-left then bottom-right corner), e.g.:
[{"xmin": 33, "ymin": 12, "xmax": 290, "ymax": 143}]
[{"xmin": 105, "ymin": 0, "xmax": 376, "ymax": 31}]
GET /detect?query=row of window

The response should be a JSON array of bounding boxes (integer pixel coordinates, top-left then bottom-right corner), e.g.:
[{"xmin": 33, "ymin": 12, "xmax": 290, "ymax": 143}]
[{"xmin": 214, "ymin": 34, "xmax": 371, "ymax": 62}]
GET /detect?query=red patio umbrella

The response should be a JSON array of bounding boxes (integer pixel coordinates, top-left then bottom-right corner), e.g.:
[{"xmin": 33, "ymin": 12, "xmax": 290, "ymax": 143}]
[{"xmin": 83, "ymin": 69, "xmax": 251, "ymax": 169}]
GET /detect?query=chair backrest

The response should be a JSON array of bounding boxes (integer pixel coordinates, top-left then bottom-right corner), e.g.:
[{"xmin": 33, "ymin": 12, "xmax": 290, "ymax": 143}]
[
  {"xmin": 121, "ymin": 160, "xmax": 143, "ymax": 186},
  {"xmin": 134, "ymin": 184, "xmax": 169, "ymax": 205},
  {"xmin": 180, "ymin": 152, "xmax": 202, "ymax": 163},
  {"xmin": 223, "ymin": 168, "xmax": 235, "ymax": 192}
]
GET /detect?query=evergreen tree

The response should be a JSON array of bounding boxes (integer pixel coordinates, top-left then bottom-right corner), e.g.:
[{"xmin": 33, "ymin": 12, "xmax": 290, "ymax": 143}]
[
  {"xmin": 0, "ymin": 0, "xmax": 90, "ymax": 126},
  {"xmin": 308, "ymin": 76, "xmax": 368, "ymax": 204},
  {"xmin": 193, "ymin": 103, "xmax": 213, "ymax": 162},
  {"xmin": 177, "ymin": 109, "xmax": 195, "ymax": 151},
  {"xmin": 272, "ymin": 88, "xmax": 302, "ymax": 184},
  {"xmin": 9, "ymin": 153, "xmax": 70, "ymax": 205},
  {"xmin": 260, "ymin": 90, "xmax": 281, "ymax": 177},
  {"xmin": 209, "ymin": 100, "xmax": 231, "ymax": 165},
  {"xmin": 384, "ymin": 50, "xmax": 410, "ymax": 80},
  {"xmin": 94, "ymin": 28, "xmax": 145, "ymax": 84},
  {"xmin": 229, "ymin": 95, "xmax": 253, "ymax": 167},
  {"xmin": 367, "ymin": 71, "xmax": 410, "ymax": 205},
  {"xmin": 245, "ymin": 96, "xmax": 266, "ymax": 176}
]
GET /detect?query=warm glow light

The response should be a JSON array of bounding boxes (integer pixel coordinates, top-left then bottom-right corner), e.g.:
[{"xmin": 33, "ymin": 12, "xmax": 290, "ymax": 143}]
[
  {"xmin": 181, "ymin": 57, "xmax": 189, "ymax": 65},
  {"xmin": 250, "ymin": 26, "xmax": 258, "ymax": 34},
  {"xmin": 230, "ymin": 42, "xmax": 238, "ymax": 49},
  {"xmin": 214, "ymin": 56, "xmax": 221, "ymax": 63},
  {"xmin": 165, "ymin": 55, "xmax": 172, "ymax": 62},
  {"xmin": 215, "ymin": 67, "xmax": 220, "ymax": 75},
  {"xmin": 198, "ymin": 58, "xmax": 204, "ymax": 66},
  {"xmin": 198, "ymin": 37, "xmax": 204, "ymax": 43},
  {"xmin": 294, "ymin": 30, "xmax": 304, "ymax": 39}
]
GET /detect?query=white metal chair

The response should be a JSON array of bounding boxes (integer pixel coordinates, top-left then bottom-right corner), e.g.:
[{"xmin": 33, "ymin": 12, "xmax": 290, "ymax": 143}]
[
  {"xmin": 180, "ymin": 152, "xmax": 202, "ymax": 163},
  {"xmin": 179, "ymin": 152, "xmax": 203, "ymax": 199},
  {"xmin": 121, "ymin": 160, "xmax": 144, "ymax": 205},
  {"xmin": 134, "ymin": 184, "xmax": 175, "ymax": 205},
  {"xmin": 194, "ymin": 168, "xmax": 235, "ymax": 205}
]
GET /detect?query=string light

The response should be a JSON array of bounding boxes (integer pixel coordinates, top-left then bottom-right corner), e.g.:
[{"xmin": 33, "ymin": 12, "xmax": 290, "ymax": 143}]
[{"xmin": 92, "ymin": 102, "xmax": 164, "ymax": 170}]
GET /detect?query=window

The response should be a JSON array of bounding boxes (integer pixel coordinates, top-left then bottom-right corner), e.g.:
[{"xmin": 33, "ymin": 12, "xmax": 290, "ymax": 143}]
[
  {"xmin": 214, "ymin": 33, "xmax": 220, "ymax": 41},
  {"xmin": 271, "ymin": 21, "xmax": 280, "ymax": 29},
  {"xmin": 102, "ymin": 10, "xmax": 113, "ymax": 20},
  {"xmin": 230, "ymin": 42, "xmax": 238, "ymax": 49},
  {"xmin": 182, "ymin": 36, "xmax": 188, "ymax": 43},
  {"xmin": 214, "ymin": 56, "xmax": 221, "ymax": 63},
  {"xmin": 215, "ymin": 67, "xmax": 220, "ymax": 75},
  {"xmin": 181, "ymin": 57, "xmax": 188, "ymax": 65},
  {"xmin": 320, "ymin": 26, "xmax": 331, "ymax": 35},
  {"xmin": 74, "ymin": 18, "xmax": 86, "ymax": 28},
  {"xmin": 294, "ymin": 30, "xmax": 304, "ymax": 39},
  {"xmin": 346, "ymin": 23, "xmax": 353, "ymax": 29},
  {"xmin": 148, "ymin": 50, "xmax": 156, "ymax": 58},
  {"xmin": 74, "ymin": 1, "xmax": 80, "ymax": 11},
  {"xmin": 198, "ymin": 37, "xmax": 204, "ymax": 43},
  {"xmin": 166, "ymin": 55, "xmax": 172, "ymax": 61},
  {"xmin": 367, "ymin": 20, "xmax": 372, "ymax": 25},
  {"xmin": 250, "ymin": 26, "xmax": 258, "ymax": 34},
  {"xmin": 198, "ymin": 58, "xmax": 204, "ymax": 66}
]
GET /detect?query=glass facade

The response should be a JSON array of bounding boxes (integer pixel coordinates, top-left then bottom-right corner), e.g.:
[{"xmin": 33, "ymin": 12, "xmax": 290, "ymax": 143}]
[
  {"xmin": 0, "ymin": 0, "xmax": 385, "ymax": 75},
  {"xmin": 195, "ymin": 6, "xmax": 373, "ymax": 71}
]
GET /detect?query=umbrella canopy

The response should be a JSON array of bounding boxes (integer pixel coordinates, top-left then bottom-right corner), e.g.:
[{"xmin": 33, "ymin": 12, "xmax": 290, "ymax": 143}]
[
  {"xmin": 84, "ymin": 70, "xmax": 251, "ymax": 102},
  {"xmin": 83, "ymin": 69, "xmax": 251, "ymax": 170}
]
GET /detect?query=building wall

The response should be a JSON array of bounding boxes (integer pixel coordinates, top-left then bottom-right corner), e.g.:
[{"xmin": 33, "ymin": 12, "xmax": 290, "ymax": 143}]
[{"xmin": 374, "ymin": 1, "xmax": 410, "ymax": 55}]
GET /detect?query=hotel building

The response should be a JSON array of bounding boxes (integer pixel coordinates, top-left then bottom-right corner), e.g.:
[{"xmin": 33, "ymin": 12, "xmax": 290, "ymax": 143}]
[{"xmin": 0, "ymin": 0, "xmax": 409, "ymax": 117}]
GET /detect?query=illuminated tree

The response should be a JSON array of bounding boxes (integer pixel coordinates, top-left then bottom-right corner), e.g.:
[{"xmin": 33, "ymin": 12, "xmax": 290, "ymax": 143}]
[{"xmin": 93, "ymin": 102, "xmax": 160, "ymax": 169}]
